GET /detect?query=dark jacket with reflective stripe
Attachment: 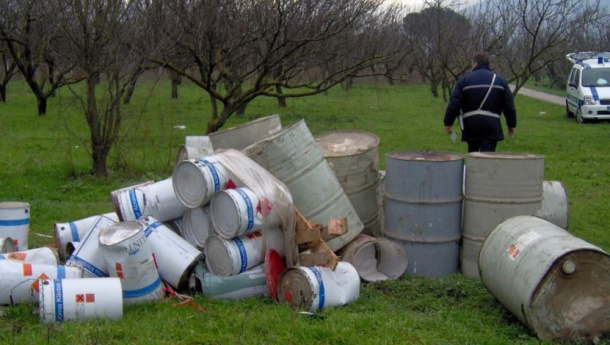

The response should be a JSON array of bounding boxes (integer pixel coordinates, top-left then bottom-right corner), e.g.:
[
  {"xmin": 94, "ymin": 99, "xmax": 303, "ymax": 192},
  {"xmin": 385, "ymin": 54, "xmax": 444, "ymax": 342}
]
[{"xmin": 444, "ymin": 65, "xmax": 516, "ymax": 142}]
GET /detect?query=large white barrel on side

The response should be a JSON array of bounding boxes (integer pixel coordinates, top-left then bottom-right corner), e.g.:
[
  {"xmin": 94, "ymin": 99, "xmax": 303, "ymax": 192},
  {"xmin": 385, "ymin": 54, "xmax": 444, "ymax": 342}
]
[
  {"xmin": 138, "ymin": 216, "xmax": 203, "ymax": 290},
  {"xmin": 111, "ymin": 178, "xmax": 186, "ymax": 222},
  {"xmin": 0, "ymin": 202, "xmax": 30, "ymax": 250},
  {"xmin": 99, "ymin": 222, "xmax": 164, "ymax": 305},
  {"xmin": 243, "ymin": 120, "xmax": 363, "ymax": 251},
  {"xmin": 277, "ymin": 262, "xmax": 360, "ymax": 312},
  {"xmin": 0, "ymin": 261, "xmax": 82, "ymax": 305},
  {"xmin": 190, "ymin": 263, "xmax": 269, "ymax": 300},
  {"xmin": 462, "ymin": 152, "xmax": 544, "ymax": 277},
  {"xmin": 38, "ymin": 278, "xmax": 123, "ymax": 323},
  {"xmin": 0, "ymin": 246, "xmax": 59, "ymax": 265},
  {"xmin": 479, "ymin": 216, "xmax": 610, "ymax": 342},
  {"xmin": 55, "ymin": 212, "xmax": 119, "ymax": 261},
  {"xmin": 65, "ymin": 214, "xmax": 118, "ymax": 277},
  {"xmin": 204, "ymin": 232, "xmax": 266, "ymax": 276},
  {"xmin": 316, "ymin": 130, "xmax": 382, "ymax": 236},
  {"xmin": 173, "ymin": 156, "xmax": 232, "ymax": 209}
]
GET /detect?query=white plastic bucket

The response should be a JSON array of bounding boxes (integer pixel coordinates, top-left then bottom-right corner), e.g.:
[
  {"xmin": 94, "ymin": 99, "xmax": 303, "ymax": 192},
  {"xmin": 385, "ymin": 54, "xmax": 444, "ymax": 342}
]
[
  {"xmin": 55, "ymin": 212, "xmax": 119, "ymax": 261},
  {"xmin": 111, "ymin": 178, "xmax": 187, "ymax": 222},
  {"xmin": 0, "ymin": 261, "xmax": 82, "ymax": 305},
  {"xmin": 277, "ymin": 262, "xmax": 360, "ymax": 311},
  {"xmin": 181, "ymin": 205, "xmax": 213, "ymax": 248},
  {"xmin": 65, "ymin": 214, "xmax": 118, "ymax": 277},
  {"xmin": 210, "ymin": 187, "xmax": 273, "ymax": 239},
  {"xmin": 0, "ymin": 246, "xmax": 59, "ymax": 266},
  {"xmin": 0, "ymin": 202, "xmax": 30, "ymax": 250},
  {"xmin": 339, "ymin": 234, "xmax": 408, "ymax": 282},
  {"xmin": 138, "ymin": 216, "xmax": 204, "ymax": 290},
  {"xmin": 0, "ymin": 237, "xmax": 16, "ymax": 253},
  {"xmin": 38, "ymin": 278, "xmax": 123, "ymax": 323},
  {"xmin": 99, "ymin": 222, "xmax": 164, "ymax": 305},
  {"xmin": 204, "ymin": 232, "xmax": 265, "ymax": 276},
  {"xmin": 172, "ymin": 156, "xmax": 232, "ymax": 208}
]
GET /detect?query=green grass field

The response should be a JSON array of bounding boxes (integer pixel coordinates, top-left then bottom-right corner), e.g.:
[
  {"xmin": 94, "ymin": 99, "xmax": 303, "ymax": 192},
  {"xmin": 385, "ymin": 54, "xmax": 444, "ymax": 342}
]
[{"xmin": 0, "ymin": 79, "xmax": 609, "ymax": 345}]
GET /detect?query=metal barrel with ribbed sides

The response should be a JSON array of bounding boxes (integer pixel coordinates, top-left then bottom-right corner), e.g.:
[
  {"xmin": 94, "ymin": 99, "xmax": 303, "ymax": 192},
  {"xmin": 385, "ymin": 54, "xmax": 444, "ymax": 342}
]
[{"xmin": 383, "ymin": 151, "xmax": 464, "ymax": 277}]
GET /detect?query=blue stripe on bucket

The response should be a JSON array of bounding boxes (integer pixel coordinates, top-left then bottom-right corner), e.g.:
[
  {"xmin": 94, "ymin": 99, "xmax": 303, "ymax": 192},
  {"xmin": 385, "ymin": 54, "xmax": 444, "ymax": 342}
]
[
  {"xmin": 0, "ymin": 218, "xmax": 29, "ymax": 226},
  {"xmin": 122, "ymin": 277, "xmax": 162, "ymax": 298},
  {"xmin": 143, "ymin": 221, "xmax": 163, "ymax": 238},
  {"xmin": 53, "ymin": 279, "xmax": 64, "ymax": 322},
  {"xmin": 57, "ymin": 265, "xmax": 66, "ymax": 279},
  {"xmin": 235, "ymin": 189, "xmax": 254, "ymax": 232},
  {"xmin": 308, "ymin": 267, "xmax": 325, "ymax": 310},
  {"xmin": 69, "ymin": 222, "xmax": 80, "ymax": 242},
  {"xmin": 129, "ymin": 189, "xmax": 142, "ymax": 219},
  {"xmin": 234, "ymin": 237, "xmax": 248, "ymax": 273},
  {"xmin": 67, "ymin": 256, "xmax": 108, "ymax": 277},
  {"xmin": 0, "ymin": 255, "xmax": 5, "ymax": 260},
  {"xmin": 206, "ymin": 164, "xmax": 221, "ymax": 192},
  {"xmin": 590, "ymin": 87, "xmax": 600, "ymax": 101}
]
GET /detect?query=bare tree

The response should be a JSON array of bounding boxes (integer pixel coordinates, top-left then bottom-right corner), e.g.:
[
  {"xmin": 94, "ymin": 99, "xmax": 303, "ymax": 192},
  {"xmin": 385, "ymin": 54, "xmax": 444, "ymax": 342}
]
[
  {"xmin": 153, "ymin": 0, "xmax": 399, "ymax": 134},
  {"xmin": 0, "ymin": 0, "xmax": 82, "ymax": 114},
  {"xmin": 0, "ymin": 40, "xmax": 18, "ymax": 102},
  {"xmin": 493, "ymin": 0, "xmax": 608, "ymax": 95},
  {"xmin": 57, "ymin": 0, "xmax": 152, "ymax": 176}
]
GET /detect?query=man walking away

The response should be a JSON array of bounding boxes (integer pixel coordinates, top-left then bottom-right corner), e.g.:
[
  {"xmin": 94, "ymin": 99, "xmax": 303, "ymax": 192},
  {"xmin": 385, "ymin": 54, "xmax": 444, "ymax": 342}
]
[{"xmin": 444, "ymin": 52, "xmax": 516, "ymax": 153}]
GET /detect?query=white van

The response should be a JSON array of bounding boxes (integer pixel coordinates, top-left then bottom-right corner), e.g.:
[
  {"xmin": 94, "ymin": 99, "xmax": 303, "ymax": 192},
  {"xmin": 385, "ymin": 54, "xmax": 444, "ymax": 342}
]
[{"xmin": 565, "ymin": 52, "xmax": 610, "ymax": 123}]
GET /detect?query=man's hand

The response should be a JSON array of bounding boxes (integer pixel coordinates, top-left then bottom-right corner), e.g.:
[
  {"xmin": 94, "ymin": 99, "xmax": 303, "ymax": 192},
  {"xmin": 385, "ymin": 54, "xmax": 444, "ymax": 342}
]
[
  {"xmin": 445, "ymin": 126, "xmax": 453, "ymax": 134},
  {"xmin": 508, "ymin": 127, "xmax": 515, "ymax": 137}
]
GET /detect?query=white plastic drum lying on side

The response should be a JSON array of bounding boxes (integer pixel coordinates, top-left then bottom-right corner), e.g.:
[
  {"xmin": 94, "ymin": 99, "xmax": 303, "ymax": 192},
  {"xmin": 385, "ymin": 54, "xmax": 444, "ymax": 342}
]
[
  {"xmin": 99, "ymin": 222, "xmax": 164, "ymax": 305},
  {"xmin": 339, "ymin": 234, "xmax": 407, "ymax": 282},
  {"xmin": 111, "ymin": 178, "xmax": 186, "ymax": 222},
  {"xmin": 0, "ymin": 202, "xmax": 30, "ymax": 251},
  {"xmin": 0, "ymin": 247, "xmax": 59, "ymax": 265},
  {"xmin": 173, "ymin": 156, "xmax": 233, "ymax": 209},
  {"xmin": 181, "ymin": 206, "xmax": 213, "ymax": 248},
  {"xmin": 0, "ymin": 237, "xmax": 16, "ymax": 254},
  {"xmin": 38, "ymin": 278, "xmax": 123, "ymax": 323},
  {"xmin": 277, "ymin": 262, "xmax": 360, "ymax": 312},
  {"xmin": 55, "ymin": 212, "xmax": 119, "ymax": 261},
  {"xmin": 189, "ymin": 263, "xmax": 269, "ymax": 300},
  {"xmin": 138, "ymin": 216, "xmax": 203, "ymax": 290},
  {"xmin": 479, "ymin": 216, "xmax": 610, "ymax": 342},
  {"xmin": 205, "ymin": 232, "xmax": 266, "ymax": 276},
  {"xmin": 0, "ymin": 261, "xmax": 82, "ymax": 305},
  {"xmin": 65, "ymin": 214, "xmax": 118, "ymax": 278}
]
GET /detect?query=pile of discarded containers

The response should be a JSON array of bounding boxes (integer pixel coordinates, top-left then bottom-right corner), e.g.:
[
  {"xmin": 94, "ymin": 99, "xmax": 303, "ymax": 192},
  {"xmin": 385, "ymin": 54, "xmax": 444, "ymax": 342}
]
[{"xmin": 0, "ymin": 114, "xmax": 608, "ymax": 343}]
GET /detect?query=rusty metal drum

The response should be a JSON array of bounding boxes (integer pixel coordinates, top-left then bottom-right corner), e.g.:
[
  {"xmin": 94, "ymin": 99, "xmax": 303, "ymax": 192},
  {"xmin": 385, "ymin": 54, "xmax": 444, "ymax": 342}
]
[
  {"xmin": 316, "ymin": 130, "xmax": 382, "ymax": 236},
  {"xmin": 383, "ymin": 151, "xmax": 464, "ymax": 277},
  {"xmin": 479, "ymin": 215, "xmax": 610, "ymax": 342},
  {"xmin": 462, "ymin": 152, "xmax": 544, "ymax": 277}
]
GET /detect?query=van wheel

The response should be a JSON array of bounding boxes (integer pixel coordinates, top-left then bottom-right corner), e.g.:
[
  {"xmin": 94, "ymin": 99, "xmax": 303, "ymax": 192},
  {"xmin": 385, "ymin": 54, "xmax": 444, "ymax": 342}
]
[
  {"xmin": 565, "ymin": 101, "xmax": 574, "ymax": 118},
  {"xmin": 576, "ymin": 108, "xmax": 586, "ymax": 124}
]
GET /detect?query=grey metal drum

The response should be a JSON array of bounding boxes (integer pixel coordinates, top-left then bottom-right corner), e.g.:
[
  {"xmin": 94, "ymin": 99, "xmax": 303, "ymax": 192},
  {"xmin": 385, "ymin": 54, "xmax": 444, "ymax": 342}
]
[
  {"xmin": 479, "ymin": 216, "xmax": 610, "ymax": 342},
  {"xmin": 243, "ymin": 120, "xmax": 363, "ymax": 251},
  {"xmin": 209, "ymin": 114, "xmax": 282, "ymax": 151},
  {"xmin": 316, "ymin": 130, "xmax": 382, "ymax": 236},
  {"xmin": 462, "ymin": 152, "xmax": 544, "ymax": 277},
  {"xmin": 383, "ymin": 151, "xmax": 464, "ymax": 277}
]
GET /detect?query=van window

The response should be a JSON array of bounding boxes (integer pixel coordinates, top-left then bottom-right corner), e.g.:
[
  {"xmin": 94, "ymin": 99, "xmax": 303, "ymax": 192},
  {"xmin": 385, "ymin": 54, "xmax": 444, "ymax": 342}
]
[
  {"xmin": 568, "ymin": 68, "xmax": 579, "ymax": 86},
  {"xmin": 582, "ymin": 68, "xmax": 610, "ymax": 87}
]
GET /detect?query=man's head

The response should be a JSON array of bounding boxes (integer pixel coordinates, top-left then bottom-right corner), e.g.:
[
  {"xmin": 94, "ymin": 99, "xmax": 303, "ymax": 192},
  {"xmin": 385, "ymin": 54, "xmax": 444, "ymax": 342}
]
[{"xmin": 471, "ymin": 51, "xmax": 490, "ymax": 68}]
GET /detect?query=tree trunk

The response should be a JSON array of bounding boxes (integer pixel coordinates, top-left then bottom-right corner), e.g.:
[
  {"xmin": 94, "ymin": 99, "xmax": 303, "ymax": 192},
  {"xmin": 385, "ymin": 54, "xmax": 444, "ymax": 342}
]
[
  {"xmin": 123, "ymin": 79, "xmax": 137, "ymax": 105},
  {"xmin": 0, "ymin": 85, "xmax": 6, "ymax": 103},
  {"xmin": 36, "ymin": 93, "xmax": 47, "ymax": 115},
  {"xmin": 91, "ymin": 145, "xmax": 110, "ymax": 177},
  {"xmin": 276, "ymin": 84, "xmax": 286, "ymax": 108},
  {"xmin": 430, "ymin": 79, "xmax": 439, "ymax": 98},
  {"xmin": 171, "ymin": 79, "xmax": 179, "ymax": 99}
]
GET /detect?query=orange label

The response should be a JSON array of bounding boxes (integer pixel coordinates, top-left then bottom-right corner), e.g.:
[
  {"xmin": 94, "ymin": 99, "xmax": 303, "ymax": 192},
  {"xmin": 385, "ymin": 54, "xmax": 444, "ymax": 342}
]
[
  {"xmin": 86, "ymin": 294, "xmax": 95, "ymax": 303},
  {"xmin": 246, "ymin": 231, "xmax": 262, "ymax": 239},
  {"xmin": 7, "ymin": 252, "xmax": 27, "ymax": 261},
  {"xmin": 22, "ymin": 263, "xmax": 32, "ymax": 276}
]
